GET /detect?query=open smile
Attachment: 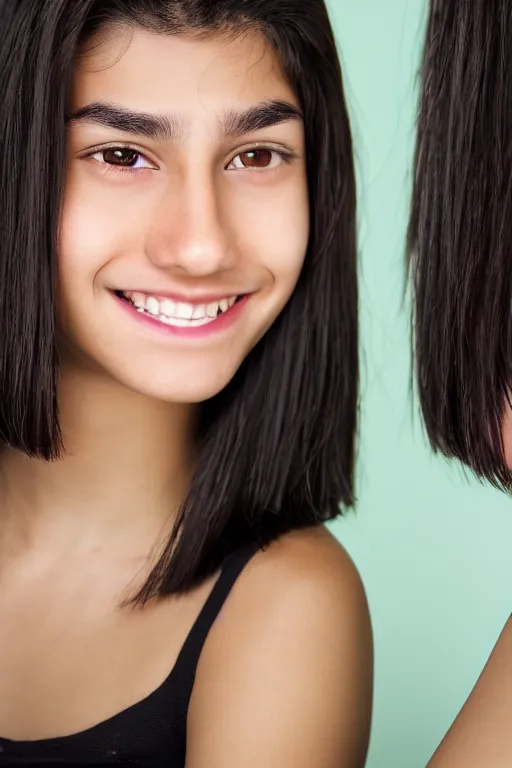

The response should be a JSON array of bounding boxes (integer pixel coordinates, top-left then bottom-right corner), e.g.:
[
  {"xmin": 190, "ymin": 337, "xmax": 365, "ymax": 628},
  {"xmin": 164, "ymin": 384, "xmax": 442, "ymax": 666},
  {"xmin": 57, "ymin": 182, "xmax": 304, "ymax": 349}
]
[{"xmin": 112, "ymin": 289, "xmax": 249, "ymax": 338}]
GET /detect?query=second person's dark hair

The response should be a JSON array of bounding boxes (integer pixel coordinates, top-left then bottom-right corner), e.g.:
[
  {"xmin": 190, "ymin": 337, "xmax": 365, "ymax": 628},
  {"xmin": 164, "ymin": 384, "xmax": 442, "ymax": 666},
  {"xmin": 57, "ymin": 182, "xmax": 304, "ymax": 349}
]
[{"xmin": 408, "ymin": 0, "xmax": 512, "ymax": 490}]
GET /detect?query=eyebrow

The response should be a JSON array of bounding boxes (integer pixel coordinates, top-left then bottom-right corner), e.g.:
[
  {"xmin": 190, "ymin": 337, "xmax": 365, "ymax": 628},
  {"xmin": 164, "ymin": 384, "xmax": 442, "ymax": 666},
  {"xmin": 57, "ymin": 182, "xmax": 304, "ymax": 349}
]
[{"xmin": 66, "ymin": 100, "xmax": 303, "ymax": 142}]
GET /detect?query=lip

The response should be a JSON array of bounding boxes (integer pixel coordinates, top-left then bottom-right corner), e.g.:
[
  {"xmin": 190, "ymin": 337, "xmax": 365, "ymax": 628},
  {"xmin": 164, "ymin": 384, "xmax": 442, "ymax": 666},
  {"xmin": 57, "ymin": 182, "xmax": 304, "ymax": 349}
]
[{"xmin": 112, "ymin": 290, "xmax": 250, "ymax": 339}]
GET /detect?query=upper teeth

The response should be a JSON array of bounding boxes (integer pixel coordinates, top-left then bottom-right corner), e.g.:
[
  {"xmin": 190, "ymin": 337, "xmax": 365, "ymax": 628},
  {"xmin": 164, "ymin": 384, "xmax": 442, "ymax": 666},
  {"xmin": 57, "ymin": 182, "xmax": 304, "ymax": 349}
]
[{"xmin": 122, "ymin": 291, "xmax": 236, "ymax": 320}]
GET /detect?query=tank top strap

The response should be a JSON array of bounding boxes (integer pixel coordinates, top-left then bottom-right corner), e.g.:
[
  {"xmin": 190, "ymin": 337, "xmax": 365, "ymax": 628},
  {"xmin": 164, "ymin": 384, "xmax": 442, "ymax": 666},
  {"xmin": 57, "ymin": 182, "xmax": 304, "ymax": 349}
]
[{"xmin": 171, "ymin": 542, "xmax": 261, "ymax": 694}]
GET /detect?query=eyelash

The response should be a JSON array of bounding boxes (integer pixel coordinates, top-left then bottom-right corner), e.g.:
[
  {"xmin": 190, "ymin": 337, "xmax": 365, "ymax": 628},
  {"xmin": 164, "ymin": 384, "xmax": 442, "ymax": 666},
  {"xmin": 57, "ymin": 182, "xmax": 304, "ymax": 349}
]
[{"xmin": 84, "ymin": 144, "xmax": 297, "ymax": 177}]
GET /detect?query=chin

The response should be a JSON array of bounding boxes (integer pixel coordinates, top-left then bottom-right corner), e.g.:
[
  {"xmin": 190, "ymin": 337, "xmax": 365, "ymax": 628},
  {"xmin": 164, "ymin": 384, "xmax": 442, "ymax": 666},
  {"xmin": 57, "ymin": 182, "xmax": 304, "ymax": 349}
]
[{"xmin": 109, "ymin": 363, "xmax": 242, "ymax": 405}]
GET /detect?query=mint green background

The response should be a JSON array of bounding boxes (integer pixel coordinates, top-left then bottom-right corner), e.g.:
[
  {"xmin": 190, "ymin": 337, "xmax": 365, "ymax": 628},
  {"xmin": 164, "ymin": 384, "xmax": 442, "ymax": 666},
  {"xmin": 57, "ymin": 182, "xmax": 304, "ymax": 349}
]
[{"xmin": 325, "ymin": 2, "xmax": 512, "ymax": 767}]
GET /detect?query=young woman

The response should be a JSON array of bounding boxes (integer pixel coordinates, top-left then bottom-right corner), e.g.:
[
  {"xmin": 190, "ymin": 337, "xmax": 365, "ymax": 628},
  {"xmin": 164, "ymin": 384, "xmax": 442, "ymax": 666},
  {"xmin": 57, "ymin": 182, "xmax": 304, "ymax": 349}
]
[
  {"xmin": 409, "ymin": 1, "xmax": 512, "ymax": 765},
  {"xmin": 0, "ymin": 1, "xmax": 373, "ymax": 766}
]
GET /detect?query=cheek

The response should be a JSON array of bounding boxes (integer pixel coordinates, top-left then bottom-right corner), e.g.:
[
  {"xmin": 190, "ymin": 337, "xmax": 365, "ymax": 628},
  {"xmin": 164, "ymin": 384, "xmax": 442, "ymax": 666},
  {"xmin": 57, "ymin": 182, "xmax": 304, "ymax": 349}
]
[
  {"xmin": 58, "ymin": 172, "xmax": 146, "ymax": 299},
  {"xmin": 235, "ymin": 176, "xmax": 310, "ymax": 293},
  {"xmin": 60, "ymin": 200, "xmax": 109, "ymax": 279},
  {"xmin": 60, "ymin": 175, "xmax": 110, "ymax": 280},
  {"xmin": 57, "ymin": 176, "xmax": 134, "ymax": 342}
]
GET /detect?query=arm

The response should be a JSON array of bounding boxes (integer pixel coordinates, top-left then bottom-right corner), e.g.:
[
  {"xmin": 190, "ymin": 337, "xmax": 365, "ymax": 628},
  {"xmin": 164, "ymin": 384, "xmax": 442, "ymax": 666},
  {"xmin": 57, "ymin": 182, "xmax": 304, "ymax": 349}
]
[
  {"xmin": 428, "ymin": 616, "xmax": 512, "ymax": 767},
  {"xmin": 186, "ymin": 528, "xmax": 373, "ymax": 768}
]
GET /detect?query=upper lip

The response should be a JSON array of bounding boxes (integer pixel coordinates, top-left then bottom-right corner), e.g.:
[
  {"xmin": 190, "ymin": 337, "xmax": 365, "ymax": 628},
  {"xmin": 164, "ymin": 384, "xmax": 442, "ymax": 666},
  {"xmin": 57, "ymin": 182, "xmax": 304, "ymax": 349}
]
[{"xmin": 114, "ymin": 288, "xmax": 247, "ymax": 303}]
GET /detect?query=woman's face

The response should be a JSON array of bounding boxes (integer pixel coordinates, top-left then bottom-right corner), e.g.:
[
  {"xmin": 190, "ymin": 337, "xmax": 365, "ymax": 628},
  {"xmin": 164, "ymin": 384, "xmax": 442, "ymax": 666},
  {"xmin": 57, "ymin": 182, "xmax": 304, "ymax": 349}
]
[{"xmin": 61, "ymin": 26, "xmax": 309, "ymax": 403}]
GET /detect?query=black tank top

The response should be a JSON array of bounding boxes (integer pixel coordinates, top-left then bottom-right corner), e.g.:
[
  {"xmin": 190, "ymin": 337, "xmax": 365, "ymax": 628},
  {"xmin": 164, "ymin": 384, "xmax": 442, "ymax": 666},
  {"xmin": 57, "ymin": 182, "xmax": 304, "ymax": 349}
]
[{"xmin": 0, "ymin": 543, "xmax": 260, "ymax": 767}]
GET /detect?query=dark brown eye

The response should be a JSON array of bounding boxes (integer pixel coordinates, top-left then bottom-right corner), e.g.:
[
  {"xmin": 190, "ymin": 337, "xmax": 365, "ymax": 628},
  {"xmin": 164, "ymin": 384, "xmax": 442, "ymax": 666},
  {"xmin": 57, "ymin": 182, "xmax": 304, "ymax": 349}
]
[
  {"xmin": 102, "ymin": 148, "xmax": 141, "ymax": 167},
  {"xmin": 237, "ymin": 149, "xmax": 274, "ymax": 168}
]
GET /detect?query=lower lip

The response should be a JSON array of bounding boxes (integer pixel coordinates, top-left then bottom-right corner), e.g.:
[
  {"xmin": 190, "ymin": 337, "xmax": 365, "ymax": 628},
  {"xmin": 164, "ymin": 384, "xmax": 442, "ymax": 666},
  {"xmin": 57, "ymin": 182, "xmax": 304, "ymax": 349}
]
[{"xmin": 112, "ymin": 292, "xmax": 250, "ymax": 339}]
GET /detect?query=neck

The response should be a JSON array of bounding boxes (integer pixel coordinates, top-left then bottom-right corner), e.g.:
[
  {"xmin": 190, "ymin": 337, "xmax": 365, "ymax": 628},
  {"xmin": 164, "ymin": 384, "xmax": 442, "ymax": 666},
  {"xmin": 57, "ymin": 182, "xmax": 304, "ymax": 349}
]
[{"xmin": 0, "ymin": 363, "xmax": 197, "ymax": 560}]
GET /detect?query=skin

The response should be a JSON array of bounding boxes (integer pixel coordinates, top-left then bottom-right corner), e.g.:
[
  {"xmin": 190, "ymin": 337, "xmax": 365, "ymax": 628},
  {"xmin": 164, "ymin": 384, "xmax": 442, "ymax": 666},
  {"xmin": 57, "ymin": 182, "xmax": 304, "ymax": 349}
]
[
  {"xmin": 60, "ymin": 27, "xmax": 310, "ymax": 405},
  {"xmin": 0, "ymin": 25, "xmax": 373, "ymax": 767},
  {"xmin": 422, "ymin": 406, "xmax": 512, "ymax": 766},
  {"xmin": 425, "ymin": 412, "xmax": 512, "ymax": 766},
  {"xmin": 427, "ymin": 617, "xmax": 512, "ymax": 767}
]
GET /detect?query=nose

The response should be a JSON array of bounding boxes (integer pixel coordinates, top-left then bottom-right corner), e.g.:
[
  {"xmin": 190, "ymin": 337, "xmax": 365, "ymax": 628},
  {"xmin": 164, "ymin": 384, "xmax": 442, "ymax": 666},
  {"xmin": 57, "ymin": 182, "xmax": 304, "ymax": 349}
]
[{"xmin": 144, "ymin": 168, "xmax": 237, "ymax": 277}]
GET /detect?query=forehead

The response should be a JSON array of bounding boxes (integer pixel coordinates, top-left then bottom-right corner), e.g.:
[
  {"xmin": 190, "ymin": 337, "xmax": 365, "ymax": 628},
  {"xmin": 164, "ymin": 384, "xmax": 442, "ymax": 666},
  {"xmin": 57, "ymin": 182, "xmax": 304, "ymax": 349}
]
[{"xmin": 71, "ymin": 26, "xmax": 297, "ymax": 115}]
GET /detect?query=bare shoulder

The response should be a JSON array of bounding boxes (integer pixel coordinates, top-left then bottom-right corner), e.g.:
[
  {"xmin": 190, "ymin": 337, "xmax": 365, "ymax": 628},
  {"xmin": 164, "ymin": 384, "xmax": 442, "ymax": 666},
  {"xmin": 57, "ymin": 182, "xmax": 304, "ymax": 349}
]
[
  {"xmin": 247, "ymin": 524, "xmax": 367, "ymax": 593},
  {"xmin": 243, "ymin": 525, "xmax": 369, "ymax": 627},
  {"xmin": 186, "ymin": 526, "xmax": 373, "ymax": 768},
  {"xmin": 429, "ymin": 616, "xmax": 512, "ymax": 767},
  {"xmin": 209, "ymin": 525, "xmax": 371, "ymax": 661}
]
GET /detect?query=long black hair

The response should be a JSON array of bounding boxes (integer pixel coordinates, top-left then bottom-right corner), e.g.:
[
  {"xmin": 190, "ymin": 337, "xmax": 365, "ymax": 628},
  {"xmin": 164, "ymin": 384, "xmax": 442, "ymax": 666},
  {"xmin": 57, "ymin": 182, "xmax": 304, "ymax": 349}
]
[
  {"xmin": 408, "ymin": 0, "xmax": 512, "ymax": 491},
  {"xmin": 0, "ymin": 0, "xmax": 358, "ymax": 602}
]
